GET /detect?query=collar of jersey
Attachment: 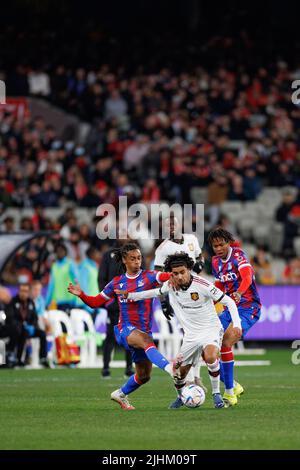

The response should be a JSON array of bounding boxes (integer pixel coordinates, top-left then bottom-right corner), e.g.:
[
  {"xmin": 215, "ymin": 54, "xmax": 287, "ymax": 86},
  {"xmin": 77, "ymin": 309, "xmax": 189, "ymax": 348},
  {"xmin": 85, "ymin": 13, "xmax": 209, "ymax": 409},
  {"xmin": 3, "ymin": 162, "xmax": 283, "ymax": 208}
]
[
  {"xmin": 221, "ymin": 247, "xmax": 233, "ymax": 263},
  {"xmin": 125, "ymin": 270, "xmax": 142, "ymax": 279},
  {"xmin": 169, "ymin": 236, "xmax": 184, "ymax": 244}
]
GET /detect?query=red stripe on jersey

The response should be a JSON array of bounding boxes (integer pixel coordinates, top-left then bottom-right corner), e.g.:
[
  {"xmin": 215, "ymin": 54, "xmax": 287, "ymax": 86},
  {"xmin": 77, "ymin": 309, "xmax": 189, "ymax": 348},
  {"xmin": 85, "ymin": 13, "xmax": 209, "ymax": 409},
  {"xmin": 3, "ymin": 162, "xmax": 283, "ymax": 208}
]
[
  {"xmin": 193, "ymin": 279, "xmax": 210, "ymax": 287},
  {"xmin": 145, "ymin": 343, "xmax": 156, "ymax": 353},
  {"xmin": 126, "ymin": 277, "xmax": 140, "ymax": 327},
  {"xmin": 221, "ymin": 347, "xmax": 234, "ymax": 363}
]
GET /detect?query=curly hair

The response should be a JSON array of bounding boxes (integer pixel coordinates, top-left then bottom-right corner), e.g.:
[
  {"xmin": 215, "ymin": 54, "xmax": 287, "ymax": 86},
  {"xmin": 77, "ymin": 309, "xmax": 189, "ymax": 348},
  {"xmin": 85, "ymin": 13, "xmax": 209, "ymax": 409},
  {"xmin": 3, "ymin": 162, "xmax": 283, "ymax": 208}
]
[
  {"xmin": 207, "ymin": 228, "xmax": 235, "ymax": 247},
  {"xmin": 114, "ymin": 242, "xmax": 141, "ymax": 269},
  {"xmin": 164, "ymin": 252, "xmax": 195, "ymax": 272}
]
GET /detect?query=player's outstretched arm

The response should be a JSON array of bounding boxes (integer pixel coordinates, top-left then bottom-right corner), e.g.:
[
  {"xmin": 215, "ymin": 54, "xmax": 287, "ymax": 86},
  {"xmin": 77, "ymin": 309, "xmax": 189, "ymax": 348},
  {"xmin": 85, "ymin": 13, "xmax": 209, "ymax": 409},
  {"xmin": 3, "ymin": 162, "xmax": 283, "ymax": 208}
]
[
  {"xmin": 68, "ymin": 281, "xmax": 107, "ymax": 308},
  {"xmin": 67, "ymin": 281, "xmax": 82, "ymax": 296},
  {"xmin": 115, "ymin": 286, "xmax": 164, "ymax": 301}
]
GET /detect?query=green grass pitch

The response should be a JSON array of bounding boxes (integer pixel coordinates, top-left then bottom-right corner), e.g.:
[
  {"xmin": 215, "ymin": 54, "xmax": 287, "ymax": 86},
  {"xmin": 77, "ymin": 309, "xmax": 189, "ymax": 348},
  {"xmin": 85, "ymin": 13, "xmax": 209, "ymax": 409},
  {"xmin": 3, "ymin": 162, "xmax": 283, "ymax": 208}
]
[{"xmin": 0, "ymin": 349, "xmax": 299, "ymax": 450}]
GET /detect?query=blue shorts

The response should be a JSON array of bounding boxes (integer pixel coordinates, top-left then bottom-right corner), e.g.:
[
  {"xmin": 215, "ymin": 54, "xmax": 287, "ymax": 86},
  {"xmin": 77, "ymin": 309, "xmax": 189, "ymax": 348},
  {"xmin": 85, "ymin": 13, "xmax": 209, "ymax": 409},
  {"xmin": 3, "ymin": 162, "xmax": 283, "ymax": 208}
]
[
  {"xmin": 114, "ymin": 324, "xmax": 152, "ymax": 364},
  {"xmin": 219, "ymin": 304, "xmax": 261, "ymax": 339}
]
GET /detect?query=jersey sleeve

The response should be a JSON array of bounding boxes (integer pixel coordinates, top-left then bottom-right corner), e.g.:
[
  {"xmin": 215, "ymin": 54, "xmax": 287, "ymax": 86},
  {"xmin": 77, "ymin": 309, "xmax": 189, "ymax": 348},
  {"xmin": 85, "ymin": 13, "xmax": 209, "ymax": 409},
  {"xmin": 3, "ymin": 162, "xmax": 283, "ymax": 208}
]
[
  {"xmin": 192, "ymin": 235, "xmax": 202, "ymax": 258},
  {"xmin": 100, "ymin": 279, "xmax": 115, "ymax": 300},
  {"xmin": 146, "ymin": 270, "xmax": 165, "ymax": 287},
  {"xmin": 233, "ymin": 249, "xmax": 253, "ymax": 272},
  {"xmin": 128, "ymin": 286, "xmax": 163, "ymax": 301},
  {"xmin": 154, "ymin": 246, "xmax": 166, "ymax": 268},
  {"xmin": 200, "ymin": 278, "xmax": 225, "ymax": 302}
]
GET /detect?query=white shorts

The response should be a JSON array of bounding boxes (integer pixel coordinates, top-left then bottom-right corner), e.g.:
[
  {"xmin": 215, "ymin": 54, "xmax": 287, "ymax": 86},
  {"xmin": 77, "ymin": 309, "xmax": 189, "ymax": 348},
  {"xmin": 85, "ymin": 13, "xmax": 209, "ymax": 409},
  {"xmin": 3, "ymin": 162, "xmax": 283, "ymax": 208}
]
[{"xmin": 181, "ymin": 327, "xmax": 224, "ymax": 367}]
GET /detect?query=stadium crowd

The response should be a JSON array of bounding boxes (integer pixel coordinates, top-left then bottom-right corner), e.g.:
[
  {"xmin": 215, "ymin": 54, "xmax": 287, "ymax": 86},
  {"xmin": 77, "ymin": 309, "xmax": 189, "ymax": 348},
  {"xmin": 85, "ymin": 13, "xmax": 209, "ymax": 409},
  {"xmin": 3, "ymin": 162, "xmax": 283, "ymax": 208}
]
[{"xmin": 1, "ymin": 24, "xmax": 300, "ymax": 288}]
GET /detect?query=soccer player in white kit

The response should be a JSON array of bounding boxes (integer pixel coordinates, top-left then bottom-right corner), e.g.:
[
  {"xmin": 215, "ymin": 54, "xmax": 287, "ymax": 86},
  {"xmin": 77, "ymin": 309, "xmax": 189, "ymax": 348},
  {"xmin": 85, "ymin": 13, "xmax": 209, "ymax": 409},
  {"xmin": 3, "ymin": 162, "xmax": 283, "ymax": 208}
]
[
  {"xmin": 154, "ymin": 215, "xmax": 206, "ymax": 408},
  {"xmin": 116, "ymin": 253, "xmax": 242, "ymax": 409}
]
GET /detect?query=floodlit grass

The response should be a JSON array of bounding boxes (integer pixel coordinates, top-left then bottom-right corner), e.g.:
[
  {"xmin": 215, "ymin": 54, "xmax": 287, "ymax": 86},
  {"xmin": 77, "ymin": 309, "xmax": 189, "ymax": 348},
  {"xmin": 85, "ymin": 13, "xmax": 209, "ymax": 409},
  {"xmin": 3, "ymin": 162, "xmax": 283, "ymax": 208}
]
[{"xmin": 0, "ymin": 349, "xmax": 299, "ymax": 450}]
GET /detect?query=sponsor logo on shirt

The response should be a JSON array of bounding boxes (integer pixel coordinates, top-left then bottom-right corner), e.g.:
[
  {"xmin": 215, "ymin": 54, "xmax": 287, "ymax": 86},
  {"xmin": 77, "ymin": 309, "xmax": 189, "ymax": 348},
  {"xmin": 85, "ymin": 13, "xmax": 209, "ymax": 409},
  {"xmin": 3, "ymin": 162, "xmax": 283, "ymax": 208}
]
[{"xmin": 220, "ymin": 272, "xmax": 238, "ymax": 282}]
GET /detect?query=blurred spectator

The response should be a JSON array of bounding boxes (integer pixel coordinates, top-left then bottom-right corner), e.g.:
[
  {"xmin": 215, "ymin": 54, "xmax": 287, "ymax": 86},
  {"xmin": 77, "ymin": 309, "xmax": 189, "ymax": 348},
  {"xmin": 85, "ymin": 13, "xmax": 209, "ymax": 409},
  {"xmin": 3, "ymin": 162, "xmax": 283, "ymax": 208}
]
[
  {"xmin": 251, "ymin": 247, "xmax": 276, "ymax": 285},
  {"xmin": 1, "ymin": 216, "xmax": 16, "ymax": 233},
  {"xmin": 283, "ymin": 258, "xmax": 300, "ymax": 284},
  {"xmin": 31, "ymin": 280, "xmax": 52, "ymax": 334},
  {"xmin": 65, "ymin": 227, "xmax": 89, "ymax": 264},
  {"xmin": 105, "ymin": 90, "xmax": 128, "ymax": 121},
  {"xmin": 77, "ymin": 247, "xmax": 101, "ymax": 314},
  {"xmin": 4, "ymin": 283, "xmax": 49, "ymax": 367},
  {"xmin": 276, "ymin": 188, "xmax": 300, "ymax": 257},
  {"xmin": 46, "ymin": 244, "xmax": 80, "ymax": 311}
]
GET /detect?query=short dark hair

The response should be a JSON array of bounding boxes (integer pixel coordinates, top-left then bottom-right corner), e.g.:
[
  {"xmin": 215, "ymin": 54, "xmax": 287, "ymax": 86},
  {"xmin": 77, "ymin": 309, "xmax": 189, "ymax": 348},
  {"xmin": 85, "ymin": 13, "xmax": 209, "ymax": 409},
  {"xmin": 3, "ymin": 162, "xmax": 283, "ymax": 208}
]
[
  {"xmin": 164, "ymin": 252, "xmax": 194, "ymax": 272},
  {"xmin": 55, "ymin": 243, "xmax": 67, "ymax": 253},
  {"xmin": 114, "ymin": 242, "xmax": 140, "ymax": 265},
  {"xmin": 207, "ymin": 228, "xmax": 235, "ymax": 247}
]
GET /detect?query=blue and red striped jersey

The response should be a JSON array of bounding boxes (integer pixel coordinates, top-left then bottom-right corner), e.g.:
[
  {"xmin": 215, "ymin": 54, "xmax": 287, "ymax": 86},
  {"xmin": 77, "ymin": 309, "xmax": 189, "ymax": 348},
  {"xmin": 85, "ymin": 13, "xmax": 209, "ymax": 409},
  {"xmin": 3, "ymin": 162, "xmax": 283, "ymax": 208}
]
[
  {"xmin": 100, "ymin": 270, "xmax": 163, "ymax": 333},
  {"xmin": 212, "ymin": 246, "xmax": 261, "ymax": 309}
]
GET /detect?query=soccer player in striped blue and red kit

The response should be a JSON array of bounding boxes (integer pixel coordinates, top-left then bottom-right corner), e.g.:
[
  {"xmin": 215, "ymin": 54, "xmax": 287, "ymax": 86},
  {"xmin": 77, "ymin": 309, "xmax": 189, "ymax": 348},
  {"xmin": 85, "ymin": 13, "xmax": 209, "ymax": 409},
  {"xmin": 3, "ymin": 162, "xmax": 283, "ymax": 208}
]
[
  {"xmin": 208, "ymin": 228, "xmax": 261, "ymax": 406},
  {"xmin": 68, "ymin": 242, "xmax": 178, "ymax": 410}
]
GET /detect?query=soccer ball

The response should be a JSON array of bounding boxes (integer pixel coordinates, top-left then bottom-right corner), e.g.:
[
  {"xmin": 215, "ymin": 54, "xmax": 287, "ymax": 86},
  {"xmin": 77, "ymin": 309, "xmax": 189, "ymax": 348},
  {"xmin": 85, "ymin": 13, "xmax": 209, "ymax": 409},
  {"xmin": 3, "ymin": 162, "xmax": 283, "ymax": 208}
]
[{"xmin": 181, "ymin": 384, "xmax": 206, "ymax": 408}]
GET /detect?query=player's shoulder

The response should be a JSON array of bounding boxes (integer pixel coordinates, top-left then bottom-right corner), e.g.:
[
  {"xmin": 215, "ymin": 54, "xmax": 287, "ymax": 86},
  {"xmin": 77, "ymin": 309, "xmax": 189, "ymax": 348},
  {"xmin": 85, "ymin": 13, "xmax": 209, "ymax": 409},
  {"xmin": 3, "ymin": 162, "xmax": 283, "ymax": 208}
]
[
  {"xmin": 192, "ymin": 275, "xmax": 212, "ymax": 290},
  {"xmin": 231, "ymin": 246, "xmax": 248, "ymax": 261},
  {"xmin": 211, "ymin": 255, "xmax": 219, "ymax": 268},
  {"xmin": 155, "ymin": 239, "xmax": 170, "ymax": 252},
  {"xmin": 183, "ymin": 233, "xmax": 198, "ymax": 243},
  {"xmin": 113, "ymin": 273, "xmax": 125, "ymax": 284}
]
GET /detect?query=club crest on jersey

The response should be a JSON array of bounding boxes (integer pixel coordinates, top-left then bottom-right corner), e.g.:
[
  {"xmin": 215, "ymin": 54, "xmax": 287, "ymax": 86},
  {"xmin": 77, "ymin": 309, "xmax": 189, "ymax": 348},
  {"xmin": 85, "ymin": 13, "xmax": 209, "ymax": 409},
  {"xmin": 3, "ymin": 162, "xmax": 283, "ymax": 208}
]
[
  {"xmin": 137, "ymin": 280, "xmax": 144, "ymax": 287},
  {"xmin": 188, "ymin": 243, "xmax": 194, "ymax": 251},
  {"xmin": 191, "ymin": 292, "xmax": 199, "ymax": 301}
]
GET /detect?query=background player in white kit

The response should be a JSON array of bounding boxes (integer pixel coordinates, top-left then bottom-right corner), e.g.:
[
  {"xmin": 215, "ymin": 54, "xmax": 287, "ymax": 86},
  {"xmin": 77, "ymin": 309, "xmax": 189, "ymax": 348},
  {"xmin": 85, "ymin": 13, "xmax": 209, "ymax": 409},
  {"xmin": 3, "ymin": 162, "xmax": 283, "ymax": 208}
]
[
  {"xmin": 116, "ymin": 253, "xmax": 242, "ymax": 409},
  {"xmin": 154, "ymin": 215, "xmax": 206, "ymax": 408}
]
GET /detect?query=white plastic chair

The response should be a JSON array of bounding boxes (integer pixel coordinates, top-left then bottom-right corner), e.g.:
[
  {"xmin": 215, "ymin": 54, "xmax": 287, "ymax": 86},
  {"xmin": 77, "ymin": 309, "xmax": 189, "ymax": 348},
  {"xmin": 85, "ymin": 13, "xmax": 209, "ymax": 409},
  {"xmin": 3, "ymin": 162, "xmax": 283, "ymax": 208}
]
[
  {"xmin": 70, "ymin": 309, "xmax": 97, "ymax": 367},
  {"xmin": 47, "ymin": 310, "xmax": 74, "ymax": 364},
  {"xmin": 47, "ymin": 310, "xmax": 74, "ymax": 339}
]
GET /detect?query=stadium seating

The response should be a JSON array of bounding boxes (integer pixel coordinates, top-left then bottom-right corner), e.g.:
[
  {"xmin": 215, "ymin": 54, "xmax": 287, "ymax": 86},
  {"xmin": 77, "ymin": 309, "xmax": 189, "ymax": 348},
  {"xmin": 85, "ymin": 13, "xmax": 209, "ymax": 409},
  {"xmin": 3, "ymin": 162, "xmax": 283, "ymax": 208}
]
[{"xmin": 70, "ymin": 309, "xmax": 98, "ymax": 367}]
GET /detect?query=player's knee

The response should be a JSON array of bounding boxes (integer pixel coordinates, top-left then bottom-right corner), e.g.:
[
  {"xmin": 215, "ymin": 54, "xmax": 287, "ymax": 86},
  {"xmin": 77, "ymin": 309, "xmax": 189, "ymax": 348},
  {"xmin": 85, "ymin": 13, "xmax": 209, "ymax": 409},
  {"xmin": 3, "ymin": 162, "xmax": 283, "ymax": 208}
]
[
  {"xmin": 205, "ymin": 354, "xmax": 217, "ymax": 364},
  {"xmin": 137, "ymin": 374, "xmax": 151, "ymax": 385},
  {"xmin": 143, "ymin": 336, "xmax": 155, "ymax": 349}
]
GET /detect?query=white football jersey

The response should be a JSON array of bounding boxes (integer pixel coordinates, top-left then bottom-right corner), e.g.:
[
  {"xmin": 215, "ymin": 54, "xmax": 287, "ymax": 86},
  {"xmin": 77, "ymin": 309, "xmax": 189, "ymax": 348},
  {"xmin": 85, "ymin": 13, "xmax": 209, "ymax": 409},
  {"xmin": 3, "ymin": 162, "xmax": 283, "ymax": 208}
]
[
  {"xmin": 154, "ymin": 234, "xmax": 201, "ymax": 267},
  {"xmin": 160, "ymin": 276, "xmax": 223, "ymax": 339},
  {"xmin": 128, "ymin": 274, "xmax": 234, "ymax": 340}
]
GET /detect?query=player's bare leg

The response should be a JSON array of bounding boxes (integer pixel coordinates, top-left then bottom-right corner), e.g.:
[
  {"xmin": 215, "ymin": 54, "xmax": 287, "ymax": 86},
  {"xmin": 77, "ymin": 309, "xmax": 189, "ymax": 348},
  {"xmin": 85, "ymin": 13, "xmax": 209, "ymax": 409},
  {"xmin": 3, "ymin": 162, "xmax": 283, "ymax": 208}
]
[
  {"xmin": 169, "ymin": 363, "xmax": 190, "ymax": 409},
  {"xmin": 111, "ymin": 360, "xmax": 152, "ymax": 411},
  {"xmin": 221, "ymin": 324, "xmax": 242, "ymax": 406},
  {"xmin": 127, "ymin": 330, "xmax": 175, "ymax": 377},
  {"xmin": 202, "ymin": 345, "xmax": 225, "ymax": 409}
]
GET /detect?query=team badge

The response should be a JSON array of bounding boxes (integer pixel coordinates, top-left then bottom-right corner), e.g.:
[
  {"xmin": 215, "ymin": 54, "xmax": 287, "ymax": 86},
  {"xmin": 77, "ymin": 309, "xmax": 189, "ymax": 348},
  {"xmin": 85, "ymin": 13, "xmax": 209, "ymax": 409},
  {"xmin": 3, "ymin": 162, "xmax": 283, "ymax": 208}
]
[
  {"xmin": 137, "ymin": 280, "xmax": 144, "ymax": 287},
  {"xmin": 188, "ymin": 243, "xmax": 194, "ymax": 251},
  {"xmin": 191, "ymin": 292, "xmax": 199, "ymax": 301}
]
